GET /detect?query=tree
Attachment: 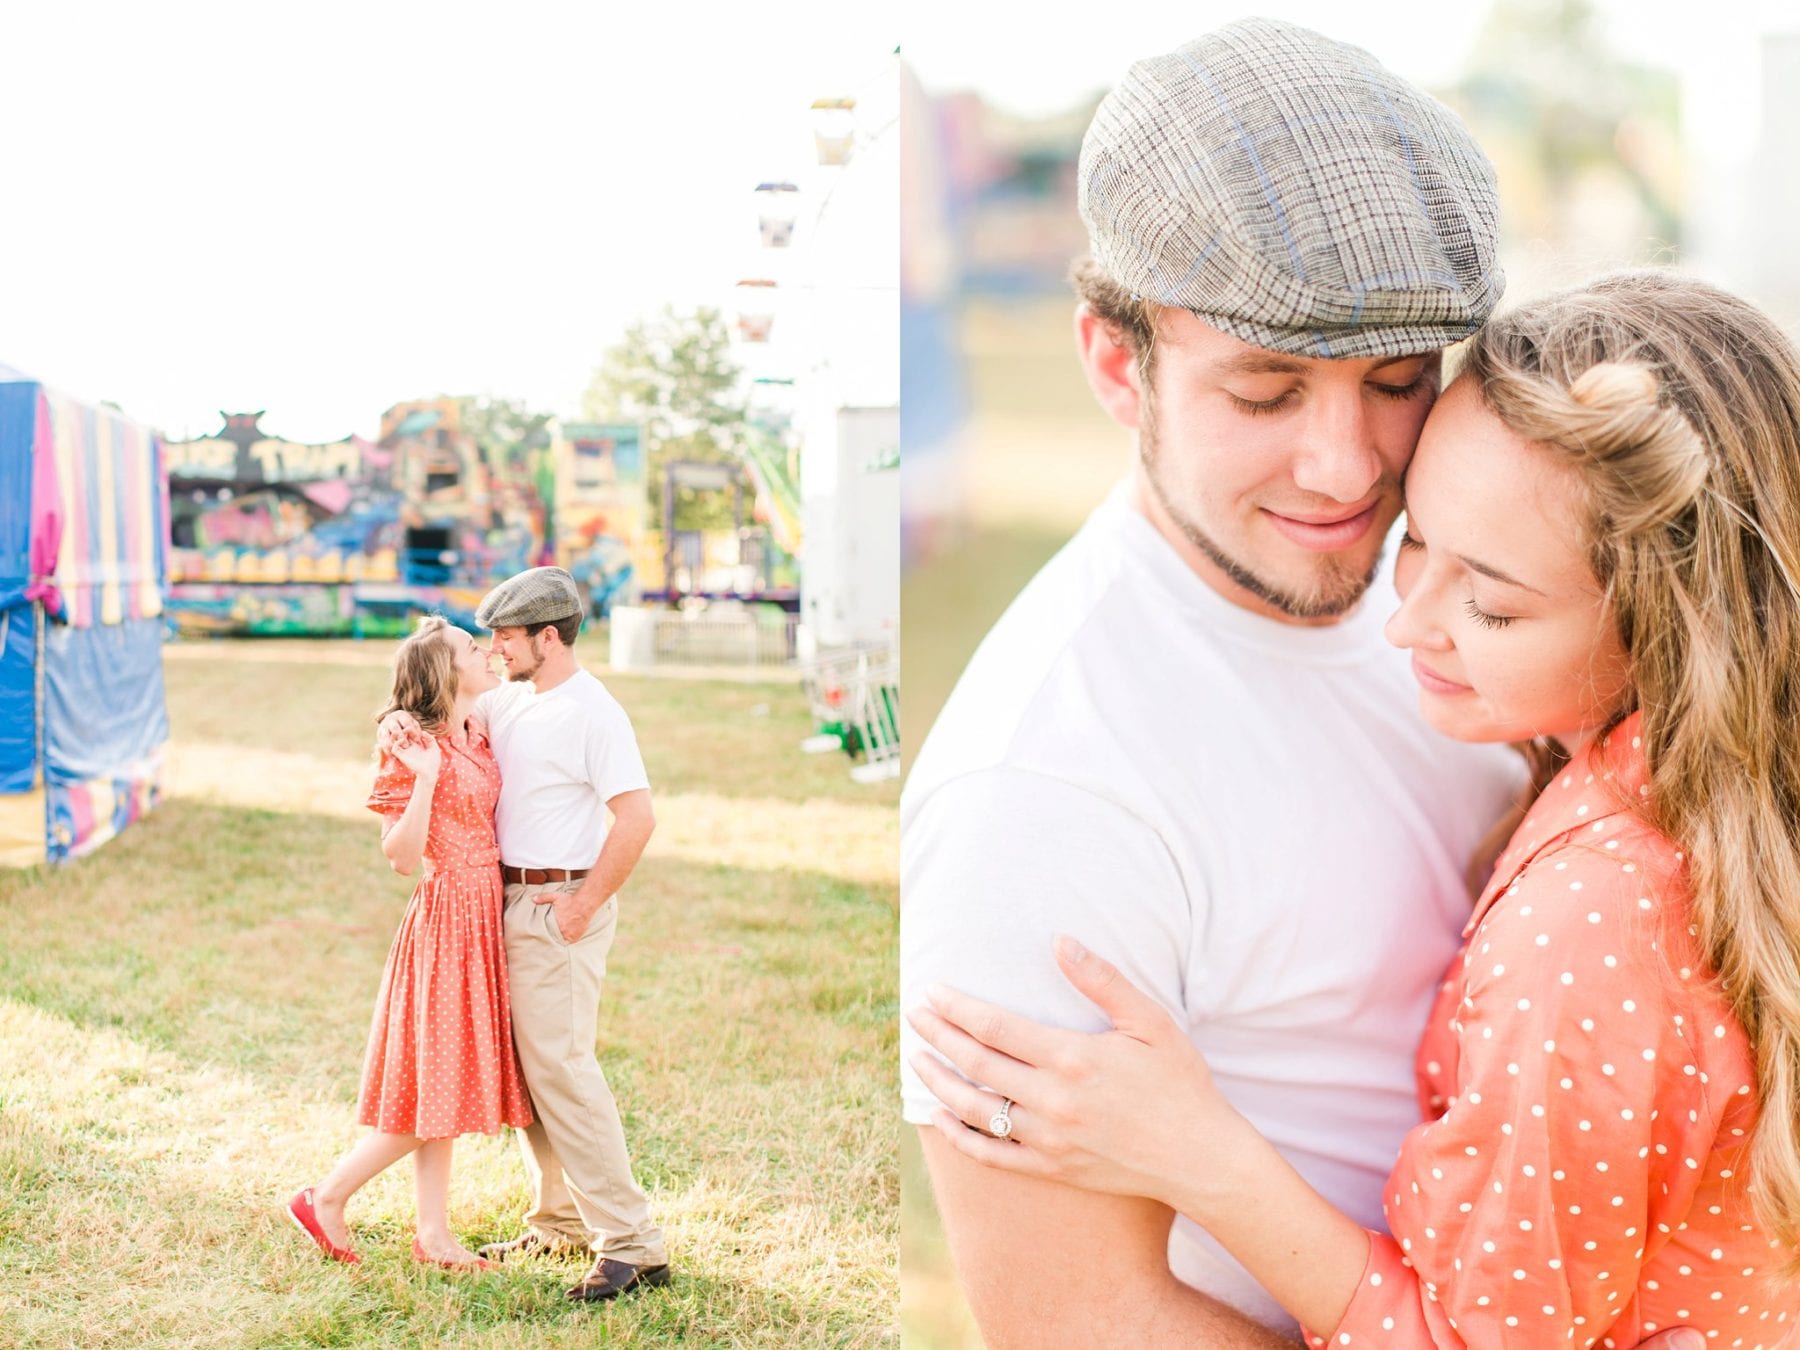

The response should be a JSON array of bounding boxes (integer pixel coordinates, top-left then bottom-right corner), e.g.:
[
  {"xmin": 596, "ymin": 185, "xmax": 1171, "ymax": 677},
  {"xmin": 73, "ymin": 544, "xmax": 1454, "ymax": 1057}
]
[
  {"xmin": 1455, "ymin": 0, "xmax": 1682, "ymax": 253},
  {"xmin": 582, "ymin": 305, "xmax": 750, "ymax": 532},
  {"xmin": 450, "ymin": 395, "xmax": 555, "ymax": 474}
]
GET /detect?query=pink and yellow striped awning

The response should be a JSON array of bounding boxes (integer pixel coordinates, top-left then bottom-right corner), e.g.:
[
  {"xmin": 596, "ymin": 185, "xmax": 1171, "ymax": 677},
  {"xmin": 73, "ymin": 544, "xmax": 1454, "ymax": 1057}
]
[{"xmin": 33, "ymin": 390, "xmax": 165, "ymax": 627}]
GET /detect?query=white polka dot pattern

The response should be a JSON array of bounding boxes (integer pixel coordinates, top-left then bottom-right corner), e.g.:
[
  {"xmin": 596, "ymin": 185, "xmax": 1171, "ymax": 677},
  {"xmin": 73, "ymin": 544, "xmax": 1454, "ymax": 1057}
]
[
  {"xmin": 358, "ymin": 729, "xmax": 533, "ymax": 1138},
  {"xmin": 1310, "ymin": 711, "xmax": 1794, "ymax": 1347}
]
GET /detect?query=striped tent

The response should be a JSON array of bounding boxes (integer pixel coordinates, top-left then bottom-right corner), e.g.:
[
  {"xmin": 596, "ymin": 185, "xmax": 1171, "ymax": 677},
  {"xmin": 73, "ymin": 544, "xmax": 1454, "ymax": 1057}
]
[{"xmin": 0, "ymin": 370, "xmax": 169, "ymax": 866}]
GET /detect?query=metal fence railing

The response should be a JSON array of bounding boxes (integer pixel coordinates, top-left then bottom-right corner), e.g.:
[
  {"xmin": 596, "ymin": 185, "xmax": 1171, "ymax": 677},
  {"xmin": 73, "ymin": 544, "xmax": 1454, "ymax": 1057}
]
[
  {"xmin": 799, "ymin": 641, "xmax": 900, "ymax": 783},
  {"xmin": 648, "ymin": 607, "xmax": 798, "ymax": 668}
]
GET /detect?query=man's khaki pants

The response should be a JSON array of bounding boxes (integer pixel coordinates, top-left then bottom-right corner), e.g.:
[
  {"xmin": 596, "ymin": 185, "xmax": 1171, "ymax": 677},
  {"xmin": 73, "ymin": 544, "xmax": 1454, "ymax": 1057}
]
[{"xmin": 503, "ymin": 879, "xmax": 666, "ymax": 1265}]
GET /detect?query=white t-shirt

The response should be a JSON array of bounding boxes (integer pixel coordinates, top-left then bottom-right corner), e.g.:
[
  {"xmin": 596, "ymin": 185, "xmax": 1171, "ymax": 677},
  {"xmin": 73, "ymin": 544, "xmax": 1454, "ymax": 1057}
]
[
  {"xmin": 900, "ymin": 484, "xmax": 1525, "ymax": 1334},
  {"xmin": 478, "ymin": 669, "xmax": 650, "ymax": 870}
]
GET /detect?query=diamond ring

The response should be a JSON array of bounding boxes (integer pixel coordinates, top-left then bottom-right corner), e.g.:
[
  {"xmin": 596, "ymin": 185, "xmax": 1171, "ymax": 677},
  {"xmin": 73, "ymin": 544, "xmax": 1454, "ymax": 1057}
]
[{"xmin": 988, "ymin": 1098, "xmax": 1015, "ymax": 1139}]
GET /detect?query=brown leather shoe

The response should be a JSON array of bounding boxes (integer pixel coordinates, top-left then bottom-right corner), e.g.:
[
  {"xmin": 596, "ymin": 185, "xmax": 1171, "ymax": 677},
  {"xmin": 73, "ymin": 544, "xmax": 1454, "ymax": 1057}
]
[
  {"xmin": 476, "ymin": 1230, "xmax": 583, "ymax": 1263},
  {"xmin": 565, "ymin": 1256, "xmax": 672, "ymax": 1302}
]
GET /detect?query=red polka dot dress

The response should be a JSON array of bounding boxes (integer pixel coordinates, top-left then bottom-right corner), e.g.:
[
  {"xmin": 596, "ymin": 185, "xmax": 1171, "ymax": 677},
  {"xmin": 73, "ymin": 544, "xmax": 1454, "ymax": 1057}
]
[
  {"xmin": 358, "ymin": 727, "xmax": 532, "ymax": 1138},
  {"xmin": 1312, "ymin": 711, "xmax": 1798, "ymax": 1348}
]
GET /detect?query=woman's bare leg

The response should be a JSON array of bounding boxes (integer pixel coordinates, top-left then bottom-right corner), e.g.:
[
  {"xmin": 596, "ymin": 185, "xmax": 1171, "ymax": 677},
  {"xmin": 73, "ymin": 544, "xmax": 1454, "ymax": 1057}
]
[
  {"xmin": 311, "ymin": 1131, "xmax": 421, "ymax": 1247},
  {"xmin": 413, "ymin": 1138, "xmax": 480, "ymax": 1261}
]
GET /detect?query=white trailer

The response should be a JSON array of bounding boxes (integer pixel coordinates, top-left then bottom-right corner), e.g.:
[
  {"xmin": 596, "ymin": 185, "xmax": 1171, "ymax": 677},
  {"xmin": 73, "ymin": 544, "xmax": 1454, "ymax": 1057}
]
[{"xmin": 798, "ymin": 403, "xmax": 899, "ymax": 654}]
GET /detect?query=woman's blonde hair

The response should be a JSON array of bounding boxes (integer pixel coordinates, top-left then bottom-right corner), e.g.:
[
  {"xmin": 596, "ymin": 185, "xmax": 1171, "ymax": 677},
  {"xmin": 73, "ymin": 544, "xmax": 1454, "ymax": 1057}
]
[
  {"xmin": 1460, "ymin": 271, "xmax": 1800, "ymax": 1272},
  {"xmin": 375, "ymin": 615, "xmax": 459, "ymax": 737}
]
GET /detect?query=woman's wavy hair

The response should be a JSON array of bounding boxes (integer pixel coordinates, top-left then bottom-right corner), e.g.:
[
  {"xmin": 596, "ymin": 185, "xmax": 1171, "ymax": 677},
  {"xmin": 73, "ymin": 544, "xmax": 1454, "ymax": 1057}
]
[
  {"xmin": 375, "ymin": 615, "xmax": 459, "ymax": 738},
  {"xmin": 1459, "ymin": 271, "xmax": 1800, "ymax": 1273}
]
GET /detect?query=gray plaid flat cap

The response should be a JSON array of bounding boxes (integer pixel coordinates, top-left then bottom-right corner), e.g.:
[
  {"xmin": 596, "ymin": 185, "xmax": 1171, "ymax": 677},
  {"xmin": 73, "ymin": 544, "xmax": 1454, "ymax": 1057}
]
[
  {"xmin": 1079, "ymin": 18, "xmax": 1503, "ymax": 359},
  {"xmin": 476, "ymin": 566, "xmax": 583, "ymax": 630}
]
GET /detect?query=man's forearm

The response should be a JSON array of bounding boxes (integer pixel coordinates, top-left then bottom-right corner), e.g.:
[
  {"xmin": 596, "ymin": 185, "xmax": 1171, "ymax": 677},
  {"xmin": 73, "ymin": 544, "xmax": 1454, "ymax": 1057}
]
[
  {"xmin": 573, "ymin": 828, "xmax": 649, "ymax": 910},
  {"xmin": 571, "ymin": 793, "xmax": 654, "ymax": 912},
  {"xmin": 1118, "ymin": 1280, "xmax": 1303, "ymax": 1349}
]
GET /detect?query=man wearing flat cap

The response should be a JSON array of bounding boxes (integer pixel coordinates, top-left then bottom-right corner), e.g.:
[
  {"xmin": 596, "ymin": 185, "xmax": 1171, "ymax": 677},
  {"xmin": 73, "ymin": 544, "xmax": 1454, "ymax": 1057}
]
[
  {"xmin": 382, "ymin": 566, "xmax": 668, "ymax": 1303},
  {"xmin": 901, "ymin": 19, "xmax": 1522, "ymax": 1344}
]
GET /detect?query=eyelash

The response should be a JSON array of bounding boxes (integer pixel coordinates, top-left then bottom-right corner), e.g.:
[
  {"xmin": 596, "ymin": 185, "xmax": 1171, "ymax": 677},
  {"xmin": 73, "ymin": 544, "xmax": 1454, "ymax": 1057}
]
[
  {"xmin": 1229, "ymin": 375, "xmax": 1429, "ymax": 417},
  {"xmin": 1463, "ymin": 599, "xmax": 1515, "ymax": 630},
  {"xmin": 1229, "ymin": 392, "xmax": 1299, "ymax": 416},
  {"xmin": 1399, "ymin": 533, "xmax": 1517, "ymax": 629}
]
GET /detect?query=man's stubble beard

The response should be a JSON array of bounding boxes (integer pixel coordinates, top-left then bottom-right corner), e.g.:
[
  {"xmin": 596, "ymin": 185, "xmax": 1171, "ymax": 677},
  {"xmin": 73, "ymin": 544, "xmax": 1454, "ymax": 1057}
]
[
  {"xmin": 1137, "ymin": 398, "xmax": 1384, "ymax": 621},
  {"xmin": 506, "ymin": 638, "xmax": 545, "ymax": 683}
]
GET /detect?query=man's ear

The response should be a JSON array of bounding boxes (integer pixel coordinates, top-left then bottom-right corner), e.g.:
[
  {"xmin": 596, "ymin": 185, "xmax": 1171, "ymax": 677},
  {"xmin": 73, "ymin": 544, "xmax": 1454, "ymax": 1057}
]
[{"xmin": 1075, "ymin": 305, "xmax": 1147, "ymax": 431}]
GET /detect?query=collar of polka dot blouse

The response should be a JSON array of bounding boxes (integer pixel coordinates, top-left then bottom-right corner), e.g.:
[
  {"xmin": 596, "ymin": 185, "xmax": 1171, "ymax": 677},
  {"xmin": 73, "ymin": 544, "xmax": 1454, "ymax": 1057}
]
[
  {"xmin": 1465, "ymin": 708, "xmax": 1656, "ymax": 937},
  {"xmin": 441, "ymin": 718, "xmax": 487, "ymax": 756}
]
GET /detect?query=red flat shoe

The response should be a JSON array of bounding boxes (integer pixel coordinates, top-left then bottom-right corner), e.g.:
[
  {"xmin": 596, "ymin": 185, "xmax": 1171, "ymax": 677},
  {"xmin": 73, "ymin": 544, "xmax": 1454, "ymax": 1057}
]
[
  {"xmin": 412, "ymin": 1236, "xmax": 499, "ymax": 1272},
  {"xmin": 287, "ymin": 1187, "xmax": 361, "ymax": 1264}
]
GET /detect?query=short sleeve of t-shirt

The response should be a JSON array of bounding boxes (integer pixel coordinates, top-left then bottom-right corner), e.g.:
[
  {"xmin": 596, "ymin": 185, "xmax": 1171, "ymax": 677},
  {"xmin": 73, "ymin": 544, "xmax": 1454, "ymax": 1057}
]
[
  {"xmin": 578, "ymin": 680, "xmax": 651, "ymax": 802},
  {"xmin": 900, "ymin": 765, "xmax": 1196, "ymax": 1125}
]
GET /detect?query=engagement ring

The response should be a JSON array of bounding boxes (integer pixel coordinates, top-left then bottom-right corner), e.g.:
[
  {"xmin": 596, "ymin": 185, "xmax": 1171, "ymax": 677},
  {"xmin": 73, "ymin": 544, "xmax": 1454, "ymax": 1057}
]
[{"xmin": 988, "ymin": 1098, "xmax": 1014, "ymax": 1139}]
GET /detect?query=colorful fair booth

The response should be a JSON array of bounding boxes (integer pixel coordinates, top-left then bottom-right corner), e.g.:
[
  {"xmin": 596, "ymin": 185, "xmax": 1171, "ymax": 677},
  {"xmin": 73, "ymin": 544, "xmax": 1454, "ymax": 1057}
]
[
  {"xmin": 163, "ymin": 402, "xmax": 554, "ymax": 636},
  {"xmin": 551, "ymin": 421, "xmax": 649, "ymax": 617},
  {"xmin": 0, "ymin": 370, "xmax": 169, "ymax": 866}
]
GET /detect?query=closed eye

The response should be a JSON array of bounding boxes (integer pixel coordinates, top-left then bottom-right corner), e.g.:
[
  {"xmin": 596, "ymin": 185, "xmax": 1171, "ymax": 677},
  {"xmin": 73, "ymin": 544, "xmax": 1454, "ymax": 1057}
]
[
  {"xmin": 1463, "ymin": 598, "xmax": 1516, "ymax": 630},
  {"xmin": 1371, "ymin": 372, "xmax": 1433, "ymax": 401},
  {"xmin": 1228, "ymin": 390, "xmax": 1299, "ymax": 416}
]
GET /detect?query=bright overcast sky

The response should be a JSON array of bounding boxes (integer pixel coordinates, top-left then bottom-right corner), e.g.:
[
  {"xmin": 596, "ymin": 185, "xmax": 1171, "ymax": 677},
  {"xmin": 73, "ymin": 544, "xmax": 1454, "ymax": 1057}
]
[
  {"xmin": 0, "ymin": 2, "xmax": 896, "ymax": 444},
  {"xmin": 904, "ymin": 0, "xmax": 1796, "ymax": 122}
]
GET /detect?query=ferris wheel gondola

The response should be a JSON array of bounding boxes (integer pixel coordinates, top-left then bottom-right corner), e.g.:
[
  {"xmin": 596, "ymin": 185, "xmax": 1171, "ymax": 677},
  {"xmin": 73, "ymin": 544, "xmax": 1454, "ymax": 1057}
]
[
  {"xmin": 734, "ymin": 278, "xmax": 779, "ymax": 342},
  {"xmin": 755, "ymin": 180, "xmax": 802, "ymax": 248},
  {"xmin": 809, "ymin": 97, "xmax": 857, "ymax": 167}
]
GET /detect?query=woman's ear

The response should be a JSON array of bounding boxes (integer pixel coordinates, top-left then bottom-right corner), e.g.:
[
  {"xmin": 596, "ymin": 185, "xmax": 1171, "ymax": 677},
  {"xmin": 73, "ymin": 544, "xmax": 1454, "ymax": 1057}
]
[{"xmin": 1075, "ymin": 305, "xmax": 1147, "ymax": 431}]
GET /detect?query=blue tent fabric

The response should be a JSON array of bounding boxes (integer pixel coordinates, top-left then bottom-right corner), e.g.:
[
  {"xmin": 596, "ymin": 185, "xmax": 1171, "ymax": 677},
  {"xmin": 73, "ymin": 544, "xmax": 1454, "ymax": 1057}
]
[
  {"xmin": 43, "ymin": 619, "xmax": 167, "ymax": 784},
  {"xmin": 0, "ymin": 381, "xmax": 38, "ymax": 615},
  {"xmin": 0, "ymin": 379, "xmax": 41, "ymax": 797},
  {"xmin": 0, "ymin": 375, "xmax": 168, "ymax": 865},
  {"xmin": 0, "ymin": 604, "xmax": 37, "ymax": 793}
]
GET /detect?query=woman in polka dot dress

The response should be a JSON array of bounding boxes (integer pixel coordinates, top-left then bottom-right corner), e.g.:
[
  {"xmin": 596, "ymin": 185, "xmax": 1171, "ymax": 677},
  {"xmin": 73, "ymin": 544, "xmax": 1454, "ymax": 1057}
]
[
  {"xmin": 911, "ymin": 274, "xmax": 1800, "ymax": 1345},
  {"xmin": 287, "ymin": 617, "xmax": 532, "ymax": 1270}
]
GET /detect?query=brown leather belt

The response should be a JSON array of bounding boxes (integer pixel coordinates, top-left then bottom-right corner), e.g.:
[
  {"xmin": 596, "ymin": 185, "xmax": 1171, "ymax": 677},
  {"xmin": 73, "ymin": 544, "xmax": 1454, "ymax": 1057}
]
[{"xmin": 501, "ymin": 865, "xmax": 591, "ymax": 885}]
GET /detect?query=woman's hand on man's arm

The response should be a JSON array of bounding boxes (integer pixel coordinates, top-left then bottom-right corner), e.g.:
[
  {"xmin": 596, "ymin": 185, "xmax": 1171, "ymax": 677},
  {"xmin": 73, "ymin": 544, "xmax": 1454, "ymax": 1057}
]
[
  {"xmin": 909, "ymin": 935, "xmax": 1247, "ymax": 1214},
  {"xmin": 376, "ymin": 708, "xmax": 428, "ymax": 757}
]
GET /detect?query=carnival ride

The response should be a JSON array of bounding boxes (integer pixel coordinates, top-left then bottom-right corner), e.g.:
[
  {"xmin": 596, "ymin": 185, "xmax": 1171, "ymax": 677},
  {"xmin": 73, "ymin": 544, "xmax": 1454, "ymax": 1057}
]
[
  {"xmin": 644, "ymin": 453, "xmax": 799, "ymax": 608},
  {"xmin": 158, "ymin": 390, "xmax": 812, "ymax": 638},
  {"xmin": 551, "ymin": 421, "xmax": 648, "ymax": 617},
  {"xmin": 162, "ymin": 400, "xmax": 560, "ymax": 636},
  {"xmin": 725, "ymin": 78, "xmax": 901, "ymax": 780}
]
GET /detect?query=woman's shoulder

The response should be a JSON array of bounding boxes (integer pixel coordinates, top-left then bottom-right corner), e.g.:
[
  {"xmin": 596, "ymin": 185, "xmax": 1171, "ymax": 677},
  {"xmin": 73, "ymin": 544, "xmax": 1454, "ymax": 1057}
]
[
  {"xmin": 1475, "ymin": 813, "xmax": 1741, "ymax": 1046},
  {"xmin": 1488, "ymin": 816, "xmax": 1684, "ymax": 953}
]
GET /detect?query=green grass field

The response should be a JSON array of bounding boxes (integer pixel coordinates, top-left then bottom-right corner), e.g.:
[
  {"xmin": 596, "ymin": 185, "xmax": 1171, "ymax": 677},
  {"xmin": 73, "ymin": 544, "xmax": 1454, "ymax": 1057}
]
[{"xmin": 0, "ymin": 635, "xmax": 898, "ymax": 1348}]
